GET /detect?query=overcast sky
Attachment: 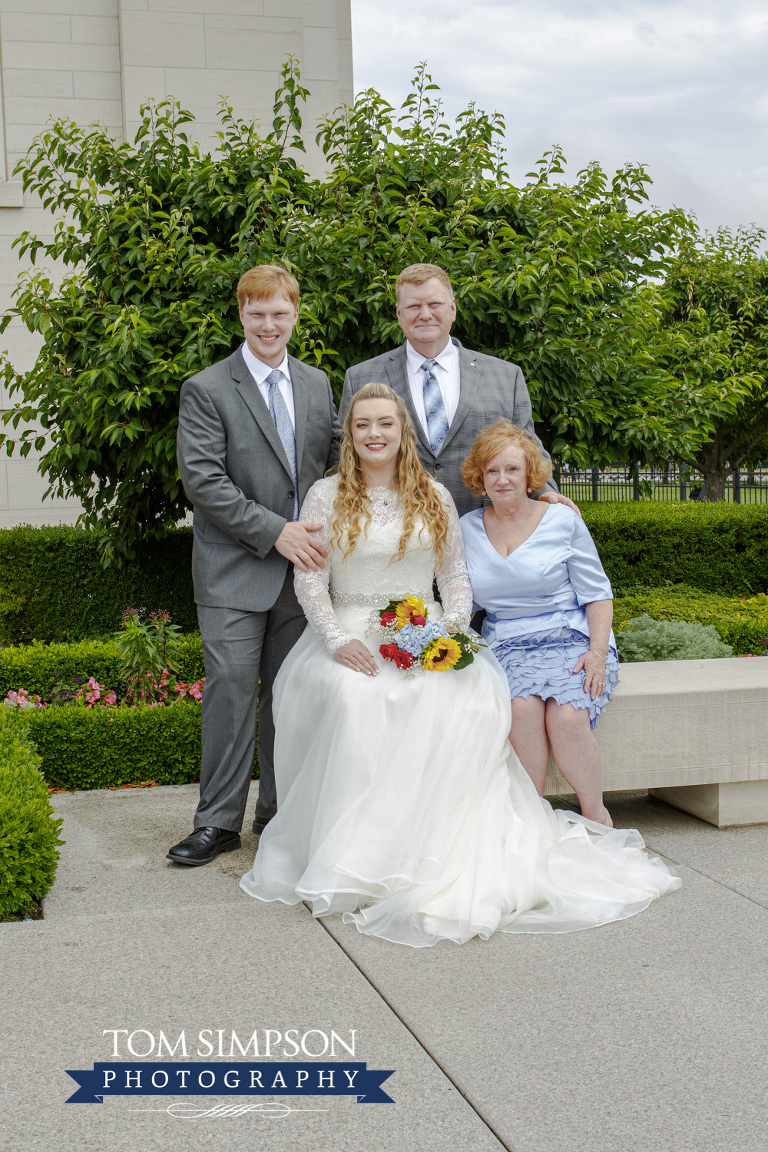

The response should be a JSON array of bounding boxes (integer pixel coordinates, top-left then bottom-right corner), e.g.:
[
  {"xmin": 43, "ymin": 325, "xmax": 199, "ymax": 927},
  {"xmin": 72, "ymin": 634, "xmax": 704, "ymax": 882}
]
[{"xmin": 350, "ymin": 0, "xmax": 768, "ymax": 238}]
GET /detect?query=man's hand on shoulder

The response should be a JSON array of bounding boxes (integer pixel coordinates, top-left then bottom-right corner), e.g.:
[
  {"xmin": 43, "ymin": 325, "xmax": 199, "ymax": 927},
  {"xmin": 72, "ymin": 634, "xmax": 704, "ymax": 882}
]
[
  {"xmin": 537, "ymin": 492, "xmax": 583, "ymax": 518},
  {"xmin": 274, "ymin": 521, "xmax": 328, "ymax": 572}
]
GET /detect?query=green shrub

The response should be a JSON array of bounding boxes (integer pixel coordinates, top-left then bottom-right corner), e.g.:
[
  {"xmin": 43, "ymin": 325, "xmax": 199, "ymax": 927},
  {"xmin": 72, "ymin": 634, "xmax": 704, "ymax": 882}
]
[
  {"xmin": 581, "ymin": 502, "xmax": 768, "ymax": 595},
  {"xmin": 113, "ymin": 607, "xmax": 184, "ymax": 703},
  {"xmin": 0, "ymin": 714, "xmax": 64, "ymax": 916},
  {"xmin": 173, "ymin": 634, "xmax": 206, "ymax": 681},
  {"xmin": 13, "ymin": 700, "xmax": 203, "ymax": 790},
  {"xmin": 1, "ymin": 505, "xmax": 766, "ymax": 644},
  {"xmin": 616, "ymin": 614, "xmax": 734, "ymax": 662},
  {"xmin": 0, "ymin": 634, "xmax": 204, "ymax": 702},
  {"xmin": 613, "ymin": 586, "xmax": 768, "ymax": 655},
  {"xmin": 0, "ymin": 525, "xmax": 195, "ymax": 644}
]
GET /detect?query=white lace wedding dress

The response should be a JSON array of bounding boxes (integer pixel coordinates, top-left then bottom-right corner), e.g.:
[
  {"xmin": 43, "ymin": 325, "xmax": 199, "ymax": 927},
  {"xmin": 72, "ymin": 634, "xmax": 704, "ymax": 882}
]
[{"xmin": 240, "ymin": 477, "xmax": 680, "ymax": 948}]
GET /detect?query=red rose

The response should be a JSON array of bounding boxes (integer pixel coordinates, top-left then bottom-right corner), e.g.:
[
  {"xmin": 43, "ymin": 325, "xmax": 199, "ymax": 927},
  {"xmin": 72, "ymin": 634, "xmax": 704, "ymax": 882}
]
[
  {"xmin": 410, "ymin": 614, "xmax": 427, "ymax": 627},
  {"xmin": 379, "ymin": 643, "xmax": 414, "ymax": 670},
  {"xmin": 381, "ymin": 611, "xmax": 397, "ymax": 625}
]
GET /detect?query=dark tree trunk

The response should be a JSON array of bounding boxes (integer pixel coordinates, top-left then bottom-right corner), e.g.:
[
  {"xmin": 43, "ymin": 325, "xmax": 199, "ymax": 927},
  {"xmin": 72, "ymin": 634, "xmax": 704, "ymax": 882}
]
[
  {"xmin": 696, "ymin": 427, "xmax": 728, "ymax": 501},
  {"xmin": 701, "ymin": 468, "xmax": 726, "ymax": 501}
]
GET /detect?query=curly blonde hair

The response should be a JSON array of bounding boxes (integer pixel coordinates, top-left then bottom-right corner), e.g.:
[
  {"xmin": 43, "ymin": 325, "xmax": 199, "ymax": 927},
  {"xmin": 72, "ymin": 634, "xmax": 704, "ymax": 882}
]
[
  {"xmin": 462, "ymin": 418, "xmax": 551, "ymax": 495},
  {"xmin": 331, "ymin": 382, "xmax": 450, "ymax": 566}
]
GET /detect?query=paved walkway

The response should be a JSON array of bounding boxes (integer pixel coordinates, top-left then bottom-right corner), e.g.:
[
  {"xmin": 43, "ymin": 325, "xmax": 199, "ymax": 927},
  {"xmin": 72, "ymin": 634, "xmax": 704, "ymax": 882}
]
[{"xmin": 3, "ymin": 782, "xmax": 767, "ymax": 1151}]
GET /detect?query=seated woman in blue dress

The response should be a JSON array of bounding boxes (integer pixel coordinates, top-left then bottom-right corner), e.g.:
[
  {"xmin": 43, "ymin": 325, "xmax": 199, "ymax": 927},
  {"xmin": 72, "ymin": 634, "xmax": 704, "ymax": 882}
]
[{"xmin": 460, "ymin": 419, "xmax": 619, "ymax": 827}]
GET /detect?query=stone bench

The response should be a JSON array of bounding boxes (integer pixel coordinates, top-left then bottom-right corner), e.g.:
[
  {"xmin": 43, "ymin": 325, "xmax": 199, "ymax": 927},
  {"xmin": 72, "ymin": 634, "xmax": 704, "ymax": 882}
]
[{"xmin": 544, "ymin": 657, "xmax": 768, "ymax": 827}]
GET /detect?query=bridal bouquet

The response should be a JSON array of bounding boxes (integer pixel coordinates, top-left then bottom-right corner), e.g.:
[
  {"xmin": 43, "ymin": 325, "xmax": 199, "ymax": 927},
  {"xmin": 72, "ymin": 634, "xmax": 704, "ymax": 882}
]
[{"xmin": 367, "ymin": 595, "xmax": 483, "ymax": 677}]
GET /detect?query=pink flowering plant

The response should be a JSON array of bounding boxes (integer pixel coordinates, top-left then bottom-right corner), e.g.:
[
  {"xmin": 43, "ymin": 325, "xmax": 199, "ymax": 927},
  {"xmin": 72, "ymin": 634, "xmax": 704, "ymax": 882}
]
[
  {"xmin": 126, "ymin": 667, "xmax": 205, "ymax": 707},
  {"xmin": 173, "ymin": 679, "xmax": 204, "ymax": 702},
  {"xmin": 72, "ymin": 678, "xmax": 118, "ymax": 708},
  {"xmin": 4, "ymin": 688, "xmax": 44, "ymax": 710},
  {"xmin": 2, "ymin": 607, "xmax": 205, "ymax": 711}
]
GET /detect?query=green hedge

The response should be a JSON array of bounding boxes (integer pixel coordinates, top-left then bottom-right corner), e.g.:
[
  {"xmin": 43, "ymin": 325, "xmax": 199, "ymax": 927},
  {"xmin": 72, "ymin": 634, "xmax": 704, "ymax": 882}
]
[
  {"xmin": 13, "ymin": 700, "xmax": 203, "ymax": 790},
  {"xmin": 0, "ymin": 715, "xmax": 64, "ymax": 916},
  {"xmin": 581, "ymin": 502, "xmax": 768, "ymax": 595},
  {"xmin": 0, "ymin": 525, "xmax": 196, "ymax": 644},
  {"xmin": 613, "ymin": 586, "xmax": 768, "ymax": 655},
  {"xmin": 0, "ymin": 506, "xmax": 767, "ymax": 644},
  {"xmin": 0, "ymin": 635, "xmax": 205, "ymax": 701},
  {"xmin": 5, "ymin": 582, "xmax": 765, "ymax": 795}
]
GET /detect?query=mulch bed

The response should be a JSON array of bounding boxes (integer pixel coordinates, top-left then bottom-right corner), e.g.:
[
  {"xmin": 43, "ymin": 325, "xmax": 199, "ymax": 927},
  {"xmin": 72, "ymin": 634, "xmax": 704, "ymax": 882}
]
[
  {"xmin": 47, "ymin": 780, "xmax": 160, "ymax": 794},
  {"xmin": 1, "ymin": 901, "xmax": 44, "ymax": 923}
]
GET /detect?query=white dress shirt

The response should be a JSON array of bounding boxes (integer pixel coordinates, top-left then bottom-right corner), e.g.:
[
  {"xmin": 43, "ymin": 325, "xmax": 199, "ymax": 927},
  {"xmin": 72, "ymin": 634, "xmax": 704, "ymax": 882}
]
[
  {"xmin": 405, "ymin": 338, "xmax": 460, "ymax": 437},
  {"xmin": 241, "ymin": 341, "xmax": 295, "ymax": 429}
]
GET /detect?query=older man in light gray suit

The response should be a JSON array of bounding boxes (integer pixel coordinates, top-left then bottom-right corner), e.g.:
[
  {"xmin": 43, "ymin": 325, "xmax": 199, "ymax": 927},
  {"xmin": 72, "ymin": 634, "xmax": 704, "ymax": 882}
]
[
  {"xmin": 340, "ymin": 263, "xmax": 578, "ymax": 518},
  {"xmin": 169, "ymin": 266, "xmax": 341, "ymax": 866}
]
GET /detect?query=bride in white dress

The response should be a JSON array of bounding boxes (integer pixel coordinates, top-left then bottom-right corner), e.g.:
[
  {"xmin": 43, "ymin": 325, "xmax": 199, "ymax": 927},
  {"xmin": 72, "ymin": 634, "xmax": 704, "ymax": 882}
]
[{"xmin": 240, "ymin": 382, "xmax": 680, "ymax": 948}]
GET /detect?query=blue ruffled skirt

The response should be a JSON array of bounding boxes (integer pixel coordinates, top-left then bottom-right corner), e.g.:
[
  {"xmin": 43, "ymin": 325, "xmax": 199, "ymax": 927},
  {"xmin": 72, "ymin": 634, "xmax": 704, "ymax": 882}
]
[{"xmin": 491, "ymin": 626, "xmax": 619, "ymax": 729}]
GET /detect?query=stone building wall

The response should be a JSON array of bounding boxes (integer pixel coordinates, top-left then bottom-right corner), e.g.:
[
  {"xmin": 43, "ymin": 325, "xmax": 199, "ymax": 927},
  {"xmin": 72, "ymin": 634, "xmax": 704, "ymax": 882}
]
[{"xmin": 0, "ymin": 0, "xmax": 353, "ymax": 526}]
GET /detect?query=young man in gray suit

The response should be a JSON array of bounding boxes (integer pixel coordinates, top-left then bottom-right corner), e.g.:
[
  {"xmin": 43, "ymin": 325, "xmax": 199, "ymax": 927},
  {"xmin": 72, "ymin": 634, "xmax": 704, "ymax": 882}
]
[
  {"xmin": 340, "ymin": 263, "xmax": 578, "ymax": 517},
  {"xmin": 169, "ymin": 266, "xmax": 341, "ymax": 866}
]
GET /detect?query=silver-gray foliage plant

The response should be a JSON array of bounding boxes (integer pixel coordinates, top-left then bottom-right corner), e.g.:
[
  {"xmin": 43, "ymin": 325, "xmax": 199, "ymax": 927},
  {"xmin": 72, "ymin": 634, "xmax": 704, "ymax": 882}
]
[{"xmin": 616, "ymin": 614, "xmax": 733, "ymax": 662}]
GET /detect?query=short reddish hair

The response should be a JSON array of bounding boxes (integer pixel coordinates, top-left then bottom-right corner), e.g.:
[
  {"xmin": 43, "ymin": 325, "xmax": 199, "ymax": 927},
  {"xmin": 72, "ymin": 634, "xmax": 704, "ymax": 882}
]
[
  {"xmin": 237, "ymin": 265, "xmax": 300, "ymax": 309},
  {"xmin": 462, "ymin": 419, "xmax": 551, "ymax": 494}
]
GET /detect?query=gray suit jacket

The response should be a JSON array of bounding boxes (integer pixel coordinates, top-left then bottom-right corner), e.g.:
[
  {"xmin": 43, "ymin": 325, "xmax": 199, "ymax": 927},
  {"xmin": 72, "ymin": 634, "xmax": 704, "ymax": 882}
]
[
  {"xmin": 340, "ymin": 339, "xmax": 556, "ymax": 517},
  {"xmin": 177, "ymin": 348, "xmax": 341, "ymax": 612}
]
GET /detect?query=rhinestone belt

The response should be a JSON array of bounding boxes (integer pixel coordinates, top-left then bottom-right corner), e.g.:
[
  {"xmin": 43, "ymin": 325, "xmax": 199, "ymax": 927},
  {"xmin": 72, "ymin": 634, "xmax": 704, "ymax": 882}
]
[{"xmin": 329, "ymin": 591, "xmax": 433, "ymax": 607}]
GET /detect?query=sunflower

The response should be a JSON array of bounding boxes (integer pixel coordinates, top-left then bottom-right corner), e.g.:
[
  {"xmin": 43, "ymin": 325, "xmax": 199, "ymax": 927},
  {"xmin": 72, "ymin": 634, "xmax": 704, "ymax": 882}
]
[
  {"xmin": 394, "ymin": 595, "xmax": 427, "ymax": 630},
  {"xmin": 422, "ymin": 635, "xmax": 462, "ymax": 671}
]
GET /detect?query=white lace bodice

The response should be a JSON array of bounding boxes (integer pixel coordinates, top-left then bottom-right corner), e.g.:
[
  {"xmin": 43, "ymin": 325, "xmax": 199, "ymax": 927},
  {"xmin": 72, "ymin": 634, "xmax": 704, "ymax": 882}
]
[{"xmin": 295, "ymin": 476, "xmax": 473, "ymax": 653}]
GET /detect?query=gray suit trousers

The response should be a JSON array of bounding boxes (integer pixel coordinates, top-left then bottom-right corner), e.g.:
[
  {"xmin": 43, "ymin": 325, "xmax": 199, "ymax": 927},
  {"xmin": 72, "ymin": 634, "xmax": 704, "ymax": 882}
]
[{"xmin": 194, "ymin": 569, "xmax": 306, "ymax": 832}]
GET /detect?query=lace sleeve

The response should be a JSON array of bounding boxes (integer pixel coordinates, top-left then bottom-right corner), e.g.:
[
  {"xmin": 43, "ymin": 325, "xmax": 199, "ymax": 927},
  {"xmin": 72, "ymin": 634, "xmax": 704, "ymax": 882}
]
[
  {"xmin": 435, "ymin": 491, "xmax": 473, "ymax": 634},
  {"xmin": 293, "ymin": 480, "xmax": 352, "ymax": 655}
]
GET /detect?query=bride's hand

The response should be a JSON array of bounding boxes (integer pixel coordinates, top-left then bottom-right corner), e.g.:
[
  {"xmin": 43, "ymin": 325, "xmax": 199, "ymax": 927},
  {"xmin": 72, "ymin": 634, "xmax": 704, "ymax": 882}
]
[{"xmin": 333, "ymin": 639, "xmax": 379, "ymax": 676}]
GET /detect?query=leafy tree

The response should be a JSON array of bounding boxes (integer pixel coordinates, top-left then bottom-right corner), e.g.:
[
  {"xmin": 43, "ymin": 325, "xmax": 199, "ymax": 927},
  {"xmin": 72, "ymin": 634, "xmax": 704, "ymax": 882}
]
[
  {"xmin": 0, "ymin": 62, "xmax": 315, "ymax": 563},
  {"xmin": 1, "ymin": 61, "xmax": 699, "ymax": 561},
  {"xmin": 310, "ymin": 109, "xmax": 693, "ymax": 468},
  {"xmin": 657, "ymin": 227, "xmax": 768, "ymax": 500}
]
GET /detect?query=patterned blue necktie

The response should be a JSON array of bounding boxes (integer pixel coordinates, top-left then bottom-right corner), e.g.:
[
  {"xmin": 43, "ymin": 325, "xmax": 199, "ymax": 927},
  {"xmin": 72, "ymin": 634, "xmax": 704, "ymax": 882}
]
[
  {"xmin": 421, "ymin": 358, "xmax": 450, "ymax": 455},
  {"xmin": 266, "ymin": 369, "xmax": 299, "ymax": 520}
]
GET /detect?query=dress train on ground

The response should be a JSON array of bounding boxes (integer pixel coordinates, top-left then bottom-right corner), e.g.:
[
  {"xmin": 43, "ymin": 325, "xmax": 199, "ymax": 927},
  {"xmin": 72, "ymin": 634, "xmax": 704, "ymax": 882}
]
[{"xmin": 240, "ymin": 603, "xmax": 680, "ymax": 948}]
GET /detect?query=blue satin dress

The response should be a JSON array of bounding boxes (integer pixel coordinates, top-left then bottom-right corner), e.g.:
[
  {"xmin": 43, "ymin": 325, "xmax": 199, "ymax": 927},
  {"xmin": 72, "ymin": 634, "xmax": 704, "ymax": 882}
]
[{"xmin": 460, "ymin": 503, "xmax": 619, "ymax": 728}]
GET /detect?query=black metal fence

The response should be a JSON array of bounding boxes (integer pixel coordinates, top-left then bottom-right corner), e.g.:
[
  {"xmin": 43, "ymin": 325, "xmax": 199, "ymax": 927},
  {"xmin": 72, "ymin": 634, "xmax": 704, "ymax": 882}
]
[{"xmin": 554, "ymin": 464, "xmax": 768, "ymax": 504}]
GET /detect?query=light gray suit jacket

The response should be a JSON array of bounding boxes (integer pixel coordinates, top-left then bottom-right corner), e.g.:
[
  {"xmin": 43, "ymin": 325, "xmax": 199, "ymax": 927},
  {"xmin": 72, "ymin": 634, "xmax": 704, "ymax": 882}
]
[
  {"xmin": 177, "ymin": 348, "xmax": 341, "ymax": 613},
  {"xmin": 340, "ymin": 339, "xmax": 556, "ymax": 517}
]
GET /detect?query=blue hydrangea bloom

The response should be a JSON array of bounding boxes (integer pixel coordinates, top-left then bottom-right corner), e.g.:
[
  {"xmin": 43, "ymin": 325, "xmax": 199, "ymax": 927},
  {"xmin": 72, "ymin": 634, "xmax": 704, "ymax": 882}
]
[{"xmin": 396, "ymin": 620, "xmax": 449, "ymax": 655}]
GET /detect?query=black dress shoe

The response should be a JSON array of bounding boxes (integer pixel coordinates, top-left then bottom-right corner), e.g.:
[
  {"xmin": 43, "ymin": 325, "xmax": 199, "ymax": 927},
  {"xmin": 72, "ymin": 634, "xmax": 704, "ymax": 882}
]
[
  {"xmin": 252, "ymin": 813, "xmax": 275, "ymax": 835},
  {"xmin": 167, "ymin": 827, "xmax": 241, "ymax": 866}
]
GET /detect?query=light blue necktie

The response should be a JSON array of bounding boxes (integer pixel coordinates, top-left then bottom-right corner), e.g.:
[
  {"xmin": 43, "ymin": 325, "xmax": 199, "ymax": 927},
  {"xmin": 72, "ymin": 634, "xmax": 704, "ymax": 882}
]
[
  {"xmin": 421, "ymin": 358, "xmax": 450, "ymax": 455},
  {"xmin": 266, "ymin": 369, "xmax": 299, "ymax": 520}
]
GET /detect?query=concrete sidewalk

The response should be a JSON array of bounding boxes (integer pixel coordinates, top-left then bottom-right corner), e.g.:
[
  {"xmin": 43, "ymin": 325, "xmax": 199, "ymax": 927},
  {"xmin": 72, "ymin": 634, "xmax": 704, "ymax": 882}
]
[{"xmin": 2, "ymin": 783, "xmax": 767, "ymax": 1152}]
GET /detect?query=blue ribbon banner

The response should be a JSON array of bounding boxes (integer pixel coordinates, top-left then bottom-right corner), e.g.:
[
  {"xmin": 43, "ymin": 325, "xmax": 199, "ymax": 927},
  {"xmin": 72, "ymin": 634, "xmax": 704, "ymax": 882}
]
[{"xmin": 65, "ymin": 1062, "xmax": 394, "ymax": 1105}]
